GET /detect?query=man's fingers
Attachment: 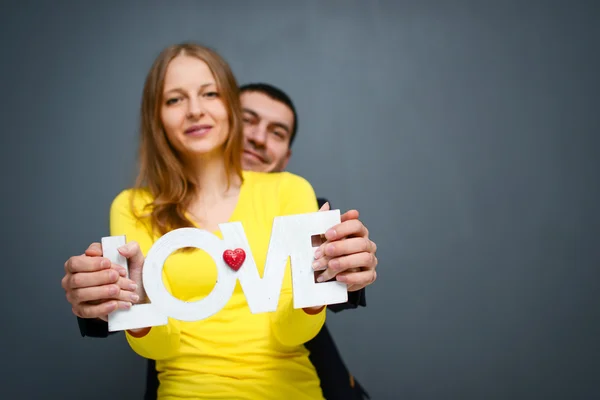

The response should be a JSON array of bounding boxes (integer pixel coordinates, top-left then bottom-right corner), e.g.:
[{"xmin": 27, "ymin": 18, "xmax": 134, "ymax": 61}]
[
  {"xmin": 68, "ymin": 284, "xmax": 118, "ymax": 304},
  {"xmin": 74, "ymin": 301, "xmax": 117, "ymax": 319},
  {"xmin": 73, "ymin": 300, "xmax": 131, "ymax": 320},
  {"xmin": 67, "ymin": 243, "xmax": 138, "ymax": 320},
  {"xmin": 112, "ymin": 264, "xmax": 128, "ymax": 277},
  {"xmin": 317, "ymin": 252, "xmax": 375, "ymax": 281},
  {"xmin": 340, "ymin": 209, "xmax": 359, "ymax": 223},
  {"xmin": 116, "ymin": 276, "xmax": 139, "ymax": 292},
  {"xmin": 319, "ymin": 237, "xmax": 375, "ymax": 259},
  {"xmin": 64, "ymin": 255, "xmax": 112, "ymax": 274},
  {"xmin": 84, "ymin": 242, "xmax": 103, "ymax": 257},
  {"xmin": 324, "ymin": 219, "xmax": 368, "ymax": 241},
  {"xmin": 68, "ymin": 269, "xmax": 119, "ymax": 290},
  {"xmin": 313, "ymin": 239, "xmax": 375, "ymax": 271},
  {"xmin": 68, "ymin": 282, "xmax": 140, "ymax": 305},
  {"xmin": 81, "ymin": 242, "xmax": 127, "ymax": 276},
  {"xmin": 316, "ymin": 252, "xmax": 370, "ymax": 282},
  {"xmin": 336, "ymin": 269, "xmax": 377, "ymax": 289},
  {"xmin": 312, "ymin": 255, "xmax": 330, "ymax": 271}
]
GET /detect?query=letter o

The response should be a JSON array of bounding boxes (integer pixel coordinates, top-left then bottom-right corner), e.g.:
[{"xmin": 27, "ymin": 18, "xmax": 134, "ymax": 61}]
[{"xmin": 142, "ymin": 228, "xmax": 237, "ymax": 321}]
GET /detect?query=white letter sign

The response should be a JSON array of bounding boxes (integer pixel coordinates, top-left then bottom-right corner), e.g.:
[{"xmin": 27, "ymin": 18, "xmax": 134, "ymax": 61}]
[{"xmin": 103, "ymin": 210, "xmax": 348, "ymax": 332}]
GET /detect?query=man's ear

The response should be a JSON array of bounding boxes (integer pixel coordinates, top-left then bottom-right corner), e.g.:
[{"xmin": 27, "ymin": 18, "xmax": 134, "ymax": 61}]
[{"xmin": 281, "ymin": 149, "xmax": 292, "ymax": 170}]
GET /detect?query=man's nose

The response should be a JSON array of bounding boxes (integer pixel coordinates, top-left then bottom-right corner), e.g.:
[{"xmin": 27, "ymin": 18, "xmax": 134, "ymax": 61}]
[{"xmin": 247, "ymin": 126, "xmax": 267, "ymax": 146}]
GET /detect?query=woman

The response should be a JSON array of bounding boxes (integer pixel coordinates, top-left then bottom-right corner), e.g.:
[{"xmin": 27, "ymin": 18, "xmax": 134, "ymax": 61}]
[{"xmin": 110, "ymin": 42, "xmax": 327, "ymax": 399}]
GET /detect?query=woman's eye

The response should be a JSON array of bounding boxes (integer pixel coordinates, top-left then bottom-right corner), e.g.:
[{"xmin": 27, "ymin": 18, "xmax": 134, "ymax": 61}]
[
  {"xmin": 166, "ymin": 97, "xmax": 180, "ymax": 105},
  {"xmin": 204, "ymin": 91, "xmax": 219, "ymax": 98}
]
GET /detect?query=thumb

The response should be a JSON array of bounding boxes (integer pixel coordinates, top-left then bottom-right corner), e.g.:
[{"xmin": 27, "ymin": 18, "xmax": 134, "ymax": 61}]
[
  {"xmin": 117, "ymin": 241, "xmax": 144, "ymax": 272},
  {"xmin": 319, "ymin": 201, "xmax": 330, "ymax": 212},
  {"xmin": 117, "ymin": 241, "xmax": 146, "ymax": 299}
]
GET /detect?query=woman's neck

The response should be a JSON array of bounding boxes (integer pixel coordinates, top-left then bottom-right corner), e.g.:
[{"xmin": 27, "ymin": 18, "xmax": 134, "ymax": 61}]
[{"xmin": 186, "ymin": 150, "xmax": 241, "ymax": 207}]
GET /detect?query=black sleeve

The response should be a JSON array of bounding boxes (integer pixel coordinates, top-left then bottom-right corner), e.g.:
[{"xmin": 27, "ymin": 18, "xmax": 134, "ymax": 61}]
[
  {"xmin": 77, "ymin": 316, "xmax": 114, "ymax": 338},
  {"xmin": 316, "ymin": 197, "xmax": 328, "ymax": 209},
  {"xmin": 327, "ymin": 288, "xmax": 367, "ymax": 313},
  {"xmin": 317, "ymin": 197, "xmax": 368, "ymax": 313}
]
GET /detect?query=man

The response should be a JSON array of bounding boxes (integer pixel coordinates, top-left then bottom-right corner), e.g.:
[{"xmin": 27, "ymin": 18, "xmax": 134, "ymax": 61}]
[{"xmin": 63, "ymin": 83, "xmax": 377, "ymax": 399}]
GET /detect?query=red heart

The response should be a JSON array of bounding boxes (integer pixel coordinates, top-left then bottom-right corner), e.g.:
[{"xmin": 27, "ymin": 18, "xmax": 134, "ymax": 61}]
[{"xmin": 223, "ymin": 248, "xmax": 246, "ymax": 271}]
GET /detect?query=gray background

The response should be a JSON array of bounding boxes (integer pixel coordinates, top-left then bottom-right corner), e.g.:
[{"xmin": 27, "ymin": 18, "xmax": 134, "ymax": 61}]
[{"xmin": 1, "ymin": 1, "xmax": 599, "ymax": 399}]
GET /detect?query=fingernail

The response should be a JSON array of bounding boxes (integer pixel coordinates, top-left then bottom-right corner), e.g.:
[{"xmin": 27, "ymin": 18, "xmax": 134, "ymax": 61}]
[
  {"xmin": 129, "ymin": 283, "xmax": 138, "ymax": 291},
  {"xmin": 101, "ymin": 259, "xmax": 110, "ymax": 268},
  {"xmin": 108, "ymin": 285, "xmax": 118, "ymax": 296},
  {"xmin": 118, "ymin": 242, "xmax": 131, "ymax": 252},
  {"xmin": 118, "ymin": 301, "xmax": 132, "ymax": 310},
  {"xmin": 314, "ymin": 248, "xmax": 322, "ymax": 259},
  {"xmin": 131, "ymin": 294, "xmax": 140, "ymax": 302},
  {"xmin": 325, "ymin": 229, "xmax": 336, "ymax": 240},
  {"xmin": 316, "ymin": 274, "xmax": 326, "ymax": 282},
  {"xmin": 312, "ymin": 261, "xmax": 324, "ymax": 271},
  {"xmin": 117, "ymin": 267, "xmax": 127, "ymax": 277}
]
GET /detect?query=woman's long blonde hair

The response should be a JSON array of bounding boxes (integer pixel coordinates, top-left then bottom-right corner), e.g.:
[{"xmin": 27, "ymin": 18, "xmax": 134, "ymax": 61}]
[{"xmin": 132, "ymin": 42, "xmax": 244, "ymax": 236}]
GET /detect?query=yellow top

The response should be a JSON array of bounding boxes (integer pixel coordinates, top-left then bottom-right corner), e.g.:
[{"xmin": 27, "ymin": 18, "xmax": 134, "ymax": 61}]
[{"xmin": 109, "ymin": 170, "xmax": 326, "ymax": 399}]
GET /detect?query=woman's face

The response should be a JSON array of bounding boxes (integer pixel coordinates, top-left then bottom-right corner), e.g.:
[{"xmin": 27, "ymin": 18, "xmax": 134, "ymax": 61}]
[{"xmin": 160, "ymin": 54, "xmax": 229, "ymax": 159}]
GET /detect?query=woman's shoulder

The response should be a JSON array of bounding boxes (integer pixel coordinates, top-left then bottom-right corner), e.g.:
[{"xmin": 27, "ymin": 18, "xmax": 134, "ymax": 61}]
[
  {"xmin": 243, "ymin": 170, "xmax": 313, "ymax": 189},
  {"xmin": 111, "ymin": 187, "xmax": 155, "ymax": 212},
  {"xmin": 242, "ymin": 171, "xmax": 316, "ymax": 207}
]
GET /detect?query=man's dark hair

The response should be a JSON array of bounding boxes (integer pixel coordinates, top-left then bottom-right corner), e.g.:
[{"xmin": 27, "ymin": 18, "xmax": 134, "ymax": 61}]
[{"xmin": 239, "ymin": 83, "xmax": 298, "ymax": 147}]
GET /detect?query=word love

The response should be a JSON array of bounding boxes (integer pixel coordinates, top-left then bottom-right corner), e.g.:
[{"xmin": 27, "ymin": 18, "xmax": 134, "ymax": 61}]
[{"xmin": 102, "ymin": 210, "xmax": 348, "ymax": 332}]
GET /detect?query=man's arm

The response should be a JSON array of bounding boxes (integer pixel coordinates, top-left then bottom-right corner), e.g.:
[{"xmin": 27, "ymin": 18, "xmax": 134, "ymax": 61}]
[
  {"xmin": 62, "ymin": 242, "xmax": 140, "ymax": 337},
  {"xmin": 77, "ymin": 316, "xmax": 113, "ymax": 338},
  {"xmin": 326, "ymin": 289, "xmax": 367, "ymax": 313},
  {"xmin": 316, "ymin": 197, "xmax": 375, "ymax": 312}
]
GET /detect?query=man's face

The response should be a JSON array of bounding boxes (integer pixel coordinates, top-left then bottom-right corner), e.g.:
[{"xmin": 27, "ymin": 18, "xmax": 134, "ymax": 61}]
[{"xmin": 240, "ymin": 91, "xmax": 293, "ymax": 172}]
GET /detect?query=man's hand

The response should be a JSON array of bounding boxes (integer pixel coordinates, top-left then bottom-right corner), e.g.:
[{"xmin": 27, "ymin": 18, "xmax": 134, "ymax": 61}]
[
  {"xmin": 61, "ymin": 242, "xmax": 144, "ymax": 321},
  {"xmin": 312, "ymin": 203, "xmax": 378, "ymax": 292}
]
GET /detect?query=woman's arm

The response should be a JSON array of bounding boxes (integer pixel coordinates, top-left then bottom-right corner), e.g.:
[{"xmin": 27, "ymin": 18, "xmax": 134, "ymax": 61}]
[
  {"xmin": 269, "ymin": 173, "xmax": 327, "ymax": 347},
  {"xmin": 110, "ymin": 189, "xmax": 182, "ymax": 360}
]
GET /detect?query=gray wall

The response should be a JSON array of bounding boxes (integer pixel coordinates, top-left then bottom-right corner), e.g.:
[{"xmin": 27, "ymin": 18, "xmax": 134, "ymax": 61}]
[{"xmin": 1, "ymin": 1, "xmax": 598, "ymax": 399}]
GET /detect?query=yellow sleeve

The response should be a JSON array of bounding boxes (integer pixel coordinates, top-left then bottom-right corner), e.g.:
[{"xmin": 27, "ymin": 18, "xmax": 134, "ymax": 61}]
[
  {"xmin": 109, "ymin": 189, "xmax": 182, "ymax": 360},
  {"xmin": 270, "ymin": 173, "xmax": 326, "ymax": 347}
]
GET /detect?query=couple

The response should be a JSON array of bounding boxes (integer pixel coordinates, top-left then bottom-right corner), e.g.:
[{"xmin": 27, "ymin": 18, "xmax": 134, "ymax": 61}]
[{"xmin": 62, "ymin": 42, "xmax": 378, "ymax": 400}]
